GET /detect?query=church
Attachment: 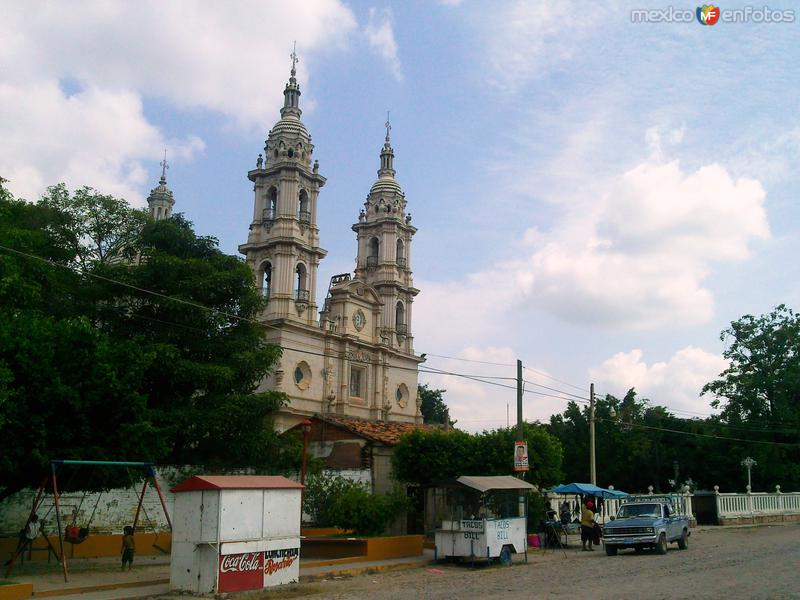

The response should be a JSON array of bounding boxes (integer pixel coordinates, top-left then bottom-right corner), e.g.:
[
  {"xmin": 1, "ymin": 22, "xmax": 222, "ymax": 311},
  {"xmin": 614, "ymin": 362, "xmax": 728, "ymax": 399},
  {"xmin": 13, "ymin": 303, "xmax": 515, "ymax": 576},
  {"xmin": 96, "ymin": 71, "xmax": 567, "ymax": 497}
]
[
  {"xmin": 144, "ymin": 57, "xmax": 428, "ymax": 493},
  {"xmin": 233, "ymin": 58, "xmax": 424, "ymax": 433}
]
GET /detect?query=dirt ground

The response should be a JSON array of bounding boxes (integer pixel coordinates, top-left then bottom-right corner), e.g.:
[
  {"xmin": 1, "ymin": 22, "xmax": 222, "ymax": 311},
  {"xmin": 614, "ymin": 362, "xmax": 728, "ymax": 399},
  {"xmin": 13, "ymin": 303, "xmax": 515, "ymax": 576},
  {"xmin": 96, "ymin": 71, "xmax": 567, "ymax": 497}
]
[{"xmin": 253, "ymin": 524, "xmax": 800, "ymax": 600}]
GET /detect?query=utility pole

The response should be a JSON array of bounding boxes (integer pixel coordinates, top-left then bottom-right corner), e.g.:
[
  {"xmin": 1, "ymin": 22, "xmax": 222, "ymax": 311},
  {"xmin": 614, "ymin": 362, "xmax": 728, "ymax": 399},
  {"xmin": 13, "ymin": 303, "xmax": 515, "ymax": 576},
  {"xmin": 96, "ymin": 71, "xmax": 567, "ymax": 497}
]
[
  {"xmin": 517, "ymin": 360, "xmax": 523, "ymax": 442},
  {"xmin": 589, "ymin": 383, "xmax": 596, "ymax": 486}
]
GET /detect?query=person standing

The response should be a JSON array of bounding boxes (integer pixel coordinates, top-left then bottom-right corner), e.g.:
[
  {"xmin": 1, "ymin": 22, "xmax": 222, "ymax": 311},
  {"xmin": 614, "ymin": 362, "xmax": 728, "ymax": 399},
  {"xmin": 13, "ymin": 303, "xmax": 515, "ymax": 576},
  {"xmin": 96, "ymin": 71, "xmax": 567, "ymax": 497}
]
[
  {"xmin": 581, "ymin": 499, "xmax": 595, "ymax": 551},
  {"xmin": 121, "ymin": 526, "xmax": 135, "ymax": 571}
]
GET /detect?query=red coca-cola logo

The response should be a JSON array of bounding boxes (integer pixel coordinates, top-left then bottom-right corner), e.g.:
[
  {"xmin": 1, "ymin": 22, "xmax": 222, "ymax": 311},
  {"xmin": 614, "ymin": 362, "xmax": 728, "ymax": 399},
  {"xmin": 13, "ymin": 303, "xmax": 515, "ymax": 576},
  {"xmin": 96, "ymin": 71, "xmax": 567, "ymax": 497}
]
[{"xmin": 220, "ymin": 552, "xmax": 262, "ymax": 573}]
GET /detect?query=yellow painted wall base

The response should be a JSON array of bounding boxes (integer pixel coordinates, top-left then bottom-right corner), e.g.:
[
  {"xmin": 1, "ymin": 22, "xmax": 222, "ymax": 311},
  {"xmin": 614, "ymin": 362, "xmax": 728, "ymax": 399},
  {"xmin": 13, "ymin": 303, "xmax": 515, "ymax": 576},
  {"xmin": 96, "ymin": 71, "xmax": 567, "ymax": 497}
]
[
  {"xmin": 301, "ymin": 535, "xmax": 423, "ymax": 561},
  {"xmin": 0, "ymin": 532, "xmax": 171, "ymax": 562},
  {"xmin": 0, "ymin": 583, "xmax": 33, "ymax": 600}
]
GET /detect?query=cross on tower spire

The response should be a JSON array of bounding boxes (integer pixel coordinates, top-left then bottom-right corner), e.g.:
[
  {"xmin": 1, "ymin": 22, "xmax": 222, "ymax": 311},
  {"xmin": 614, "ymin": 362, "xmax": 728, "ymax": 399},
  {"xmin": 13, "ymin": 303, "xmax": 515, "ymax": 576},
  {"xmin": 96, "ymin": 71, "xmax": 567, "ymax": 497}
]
[
  {"xmin": 160, "ymin": 149, "xmax": 169, "ymax": 181},
  {"xmin": 290, "ymin": 41, "xmax": 299, "ymax": 77}
]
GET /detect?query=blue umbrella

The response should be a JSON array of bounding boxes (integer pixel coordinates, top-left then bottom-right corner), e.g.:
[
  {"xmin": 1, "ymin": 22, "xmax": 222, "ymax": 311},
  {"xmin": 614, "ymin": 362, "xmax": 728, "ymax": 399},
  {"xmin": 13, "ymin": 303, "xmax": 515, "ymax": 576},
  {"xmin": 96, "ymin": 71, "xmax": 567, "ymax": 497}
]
[{"xmin": 547, "ymin": 482, "xmax": 628, "ymax": 499}]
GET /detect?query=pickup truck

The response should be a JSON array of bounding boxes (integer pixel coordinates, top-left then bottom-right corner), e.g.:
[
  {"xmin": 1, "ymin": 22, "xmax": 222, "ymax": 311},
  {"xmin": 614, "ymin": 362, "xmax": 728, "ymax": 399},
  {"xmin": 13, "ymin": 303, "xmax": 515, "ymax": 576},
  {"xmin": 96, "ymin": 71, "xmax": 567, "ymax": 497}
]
[{"xmin": 602, "ymin": 497, "xmax": 690, "ymax": 556}]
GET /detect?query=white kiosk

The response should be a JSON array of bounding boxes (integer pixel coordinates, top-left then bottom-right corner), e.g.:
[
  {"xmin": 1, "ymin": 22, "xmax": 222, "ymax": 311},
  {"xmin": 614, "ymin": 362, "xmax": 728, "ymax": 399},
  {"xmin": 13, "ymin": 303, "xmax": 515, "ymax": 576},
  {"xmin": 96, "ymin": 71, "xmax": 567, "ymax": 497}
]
[
  {"xmin": 170, "ymin": 475, "xmax": 303, "ymax": 594},
  {"xmin": 434, "ymin": 476, "xmax": 535, "ymax": 564}
]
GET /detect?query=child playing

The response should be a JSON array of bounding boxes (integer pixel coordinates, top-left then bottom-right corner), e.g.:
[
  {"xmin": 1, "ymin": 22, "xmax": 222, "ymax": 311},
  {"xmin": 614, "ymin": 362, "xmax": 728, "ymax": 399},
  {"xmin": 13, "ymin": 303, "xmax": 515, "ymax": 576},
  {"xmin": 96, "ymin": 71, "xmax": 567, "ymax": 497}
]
[{"xmin": 121, "ymin": 526, "xmax": 135, "ymax": 571}]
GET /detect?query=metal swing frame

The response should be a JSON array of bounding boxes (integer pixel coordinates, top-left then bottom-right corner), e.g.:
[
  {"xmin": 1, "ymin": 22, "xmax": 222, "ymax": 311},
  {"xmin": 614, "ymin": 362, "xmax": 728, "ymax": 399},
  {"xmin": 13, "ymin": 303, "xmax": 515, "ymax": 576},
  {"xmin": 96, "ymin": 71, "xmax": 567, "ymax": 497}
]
[{"xmin": 5, "ymin": 460, "xmax": 172, "ymax": 583}]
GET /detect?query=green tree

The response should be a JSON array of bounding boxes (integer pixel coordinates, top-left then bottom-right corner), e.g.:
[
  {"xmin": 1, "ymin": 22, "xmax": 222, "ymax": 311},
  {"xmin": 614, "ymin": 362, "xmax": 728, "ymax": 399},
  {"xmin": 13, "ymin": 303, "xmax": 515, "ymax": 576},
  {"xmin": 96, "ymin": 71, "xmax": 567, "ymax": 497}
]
[
  {"xmin": 703, "ymin": 305, "xmax": 800, "ymax": 427},
  {"xmin": 0, "ymin": 183, "xmax": 297, "ymax": 497},
  {"xmin": 392, "ymin": 424, "xmax": 563, "ymax": 488},
  {"xmin": 39, "ymin": 184, "xmax": 149, "ymax": 269},
  {"xmin": 418, "ymin": 384, "xmax": 449, "ymax": 424},
  {"xmin": 702, "ymin": 305, "xmax": 800, "ymax": 489}
]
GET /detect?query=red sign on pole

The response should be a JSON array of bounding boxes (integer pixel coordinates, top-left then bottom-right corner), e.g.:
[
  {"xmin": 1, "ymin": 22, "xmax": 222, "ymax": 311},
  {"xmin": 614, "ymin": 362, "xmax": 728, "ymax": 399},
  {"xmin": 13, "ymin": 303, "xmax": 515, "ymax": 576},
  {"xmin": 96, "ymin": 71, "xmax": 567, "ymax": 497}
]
[
  {"xmin": 514, "ymin": 441, "xmax": 529, "ymax": 472},
  {"xmin": 218, "ymin": 552, "xmax": 264, "ymax": 593}
]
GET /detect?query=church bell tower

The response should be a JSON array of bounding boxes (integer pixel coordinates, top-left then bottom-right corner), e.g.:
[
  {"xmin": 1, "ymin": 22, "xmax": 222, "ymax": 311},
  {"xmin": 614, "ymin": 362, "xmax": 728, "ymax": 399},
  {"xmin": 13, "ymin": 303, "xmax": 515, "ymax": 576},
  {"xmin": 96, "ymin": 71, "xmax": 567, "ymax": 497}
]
[
  {"xmin": 239, "ymin": 49, "xmax": 327, "ymax": 326},
  {"xmin": 352, "ymin": 118, "xmax": 419, "ymax": 354}
]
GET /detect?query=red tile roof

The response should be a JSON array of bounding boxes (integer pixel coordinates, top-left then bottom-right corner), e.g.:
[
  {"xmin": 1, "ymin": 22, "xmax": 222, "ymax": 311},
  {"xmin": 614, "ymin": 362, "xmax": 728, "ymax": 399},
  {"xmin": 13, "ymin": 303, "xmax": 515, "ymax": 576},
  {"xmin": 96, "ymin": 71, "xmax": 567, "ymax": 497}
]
[
  {"xmin": 170, "ymin": 475, "xmax": 303, "ymax": 493},
  {"xmin": 311, "ymin": 415, "xmax": 437, "ymax": 445}
]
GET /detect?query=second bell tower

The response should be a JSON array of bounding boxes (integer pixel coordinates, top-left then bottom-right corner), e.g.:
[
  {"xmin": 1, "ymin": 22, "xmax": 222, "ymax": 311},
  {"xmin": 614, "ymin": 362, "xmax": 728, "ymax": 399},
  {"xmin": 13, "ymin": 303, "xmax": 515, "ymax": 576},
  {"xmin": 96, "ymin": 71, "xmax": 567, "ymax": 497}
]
[{"xmin": 353, "ymin": 118, "xmax": 419, "ymax": 354}]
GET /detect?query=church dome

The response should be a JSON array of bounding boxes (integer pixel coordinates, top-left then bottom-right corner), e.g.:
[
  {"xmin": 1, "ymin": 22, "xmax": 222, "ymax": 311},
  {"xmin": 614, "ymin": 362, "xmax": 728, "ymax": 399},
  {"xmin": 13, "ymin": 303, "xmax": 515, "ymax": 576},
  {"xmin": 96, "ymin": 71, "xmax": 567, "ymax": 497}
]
[
  {"xmin": 268, "ymin": 114, "xmax": 310, "ymax": 144},
  {"xmin": 369, "ymin": 175, "xmax": 404, "ymax": 198}
]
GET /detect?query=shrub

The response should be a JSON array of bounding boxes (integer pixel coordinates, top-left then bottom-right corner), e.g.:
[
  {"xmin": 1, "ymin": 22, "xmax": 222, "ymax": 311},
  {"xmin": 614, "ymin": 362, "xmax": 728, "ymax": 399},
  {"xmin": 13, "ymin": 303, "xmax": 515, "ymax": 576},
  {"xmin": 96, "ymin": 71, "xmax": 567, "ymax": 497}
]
[{"xmin": 303, "ymin": 472, "xmax": 408, "ymax": 535}]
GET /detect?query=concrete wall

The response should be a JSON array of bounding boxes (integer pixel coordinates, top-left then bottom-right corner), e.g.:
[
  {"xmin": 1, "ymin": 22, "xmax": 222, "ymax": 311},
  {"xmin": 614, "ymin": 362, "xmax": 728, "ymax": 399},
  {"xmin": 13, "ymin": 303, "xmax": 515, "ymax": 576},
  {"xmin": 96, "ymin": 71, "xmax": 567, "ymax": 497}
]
[{"xmin": 0, "ymin": 466, "xmax": 193, "ymax": 537}]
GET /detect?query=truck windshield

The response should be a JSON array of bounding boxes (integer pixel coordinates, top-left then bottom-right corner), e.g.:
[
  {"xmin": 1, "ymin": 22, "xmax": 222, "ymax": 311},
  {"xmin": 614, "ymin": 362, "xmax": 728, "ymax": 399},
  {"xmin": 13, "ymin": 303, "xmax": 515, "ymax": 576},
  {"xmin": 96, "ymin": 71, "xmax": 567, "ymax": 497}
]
[{"xmin": 616, "ymin": 503, "xmax": 661, "ymax": 519}]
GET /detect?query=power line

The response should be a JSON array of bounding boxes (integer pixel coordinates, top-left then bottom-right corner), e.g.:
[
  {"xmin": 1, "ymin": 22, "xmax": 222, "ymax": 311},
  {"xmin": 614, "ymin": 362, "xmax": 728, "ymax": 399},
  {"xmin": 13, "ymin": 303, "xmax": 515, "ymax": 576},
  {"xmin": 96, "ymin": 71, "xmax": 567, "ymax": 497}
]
[
  {"xmin": 424, "ymin": 353, "xmax": 514, "ymax": 368},
  {"xmin": 523, "ymin": 365, "xmax": 587, "ymax": 392},
  {"xmin": 4, "ymin": 242, "xmax": 797, "ymax": 438},
  {"xmin": 595, "ymin": 416, "xmax": 800, "ymax": 447},
  {"xmin": 425, "ymin": 353, "xmax": 591, "ymax": 395},
  {"xmin": 524, "ymin": 378, "xmax": 588, "ymax": 401},
  {"xmin": 591, "ymin": 389, "xmax": 799, "ymax": 435}
]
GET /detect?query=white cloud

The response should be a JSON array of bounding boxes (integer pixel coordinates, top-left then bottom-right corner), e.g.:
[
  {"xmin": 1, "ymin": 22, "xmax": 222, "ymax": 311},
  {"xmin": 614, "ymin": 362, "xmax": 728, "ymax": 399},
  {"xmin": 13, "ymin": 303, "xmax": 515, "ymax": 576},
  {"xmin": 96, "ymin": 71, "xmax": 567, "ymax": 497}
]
[
  {"xmin": 589, "ymin": 346, "xmax": 729, "ymax": 416},
  {"xmin": 0, "ymin": 1, "xmax": 357, "ymax": 128},
  {"xmin": 515, "ymin": 159, "xmax": 769, "ymax": 329},
  {"xmin": 482, "ymin": 1, "xmax": 610, "ymax": 91},
  {"xmin": 417, "ymin": 154, "xmax": 769, "ymax": 333},
  {"xmin": 0, "ymin": 1, "xmax": 357, "ymax": 201},
  {"xmin": 0, "ymin": 82, "xmax": 204, "ymax": 204},
  {"xmin": 364, "ymin": 8, "xmax": 403, "ymax": 81}
]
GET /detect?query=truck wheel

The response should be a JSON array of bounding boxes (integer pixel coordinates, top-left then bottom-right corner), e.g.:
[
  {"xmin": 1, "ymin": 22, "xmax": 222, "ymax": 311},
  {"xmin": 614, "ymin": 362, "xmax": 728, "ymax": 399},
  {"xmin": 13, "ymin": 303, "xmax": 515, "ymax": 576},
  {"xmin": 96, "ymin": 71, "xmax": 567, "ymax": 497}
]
[
  {"xmin": 655, "ymin": 533, "xmax": 667, "ymax": 555},
  {"xmin": 678, "ymin": 529, "xmax": 689, "ymax": 550},
  {"xmin": 605, "ymin": 545, "xmax": 617, "ymax": 556},
  {"xmin": 499, "ymin": 545, "xmax": 513, "ymax": 565}
]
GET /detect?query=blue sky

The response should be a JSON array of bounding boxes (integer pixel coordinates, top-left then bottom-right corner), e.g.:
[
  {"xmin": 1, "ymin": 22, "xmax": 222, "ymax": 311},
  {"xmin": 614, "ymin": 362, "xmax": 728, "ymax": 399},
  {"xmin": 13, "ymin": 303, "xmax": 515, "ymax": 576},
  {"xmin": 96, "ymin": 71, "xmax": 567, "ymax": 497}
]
[{"xmin": 2, "ymin": 1, "xmax": 799, "ymax": 429}]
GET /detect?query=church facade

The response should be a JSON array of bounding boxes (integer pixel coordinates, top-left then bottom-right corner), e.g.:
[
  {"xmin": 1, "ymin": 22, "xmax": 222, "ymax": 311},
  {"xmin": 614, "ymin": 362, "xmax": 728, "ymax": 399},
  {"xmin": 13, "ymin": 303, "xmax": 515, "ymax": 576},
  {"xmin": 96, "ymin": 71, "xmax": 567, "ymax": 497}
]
[{"xmin": 237, "ymin": 62, "xmax": 424, "ymax": 432}]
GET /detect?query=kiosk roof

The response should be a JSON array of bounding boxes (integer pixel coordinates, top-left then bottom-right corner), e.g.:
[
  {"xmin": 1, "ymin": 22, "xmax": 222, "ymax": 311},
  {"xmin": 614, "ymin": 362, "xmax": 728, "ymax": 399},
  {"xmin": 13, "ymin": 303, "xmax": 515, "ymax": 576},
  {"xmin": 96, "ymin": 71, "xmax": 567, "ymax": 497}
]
[
  {"xmin": 171, "ymin": 475, "xmax": 303, "ymax": 492},
  {"xmin": 456, "ymin": 475, "xmax": 536, "ymax": 493}
]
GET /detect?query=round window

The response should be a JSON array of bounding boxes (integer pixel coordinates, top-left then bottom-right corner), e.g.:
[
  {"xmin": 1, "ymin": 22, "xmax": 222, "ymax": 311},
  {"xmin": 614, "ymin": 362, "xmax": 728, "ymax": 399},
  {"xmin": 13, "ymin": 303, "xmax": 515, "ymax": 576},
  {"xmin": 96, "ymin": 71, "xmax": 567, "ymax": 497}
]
[{"xmin": 294, "ymin": 362, "xmax": 312, "ymax": 390}]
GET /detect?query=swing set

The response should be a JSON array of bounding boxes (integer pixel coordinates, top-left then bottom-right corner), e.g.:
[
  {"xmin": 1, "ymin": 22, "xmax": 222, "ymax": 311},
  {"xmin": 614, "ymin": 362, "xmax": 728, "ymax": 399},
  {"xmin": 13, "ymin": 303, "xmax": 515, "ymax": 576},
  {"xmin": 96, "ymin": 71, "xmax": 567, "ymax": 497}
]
[{"xmin": 4, "ymin": 459, "xmax": 172, "ymax": 582}]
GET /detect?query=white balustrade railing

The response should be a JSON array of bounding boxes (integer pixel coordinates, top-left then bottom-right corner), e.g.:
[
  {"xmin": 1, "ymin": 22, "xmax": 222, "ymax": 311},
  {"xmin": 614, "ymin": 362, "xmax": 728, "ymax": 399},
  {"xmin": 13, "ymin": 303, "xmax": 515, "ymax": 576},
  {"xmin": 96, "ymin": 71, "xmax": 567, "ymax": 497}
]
[
  {"xmin": 714, "ymin": 485, "xmax": 800, "ymax": 518},
  {"xmin": 544, "ymin": 484, "xmax": 800, "ymax": 525}
]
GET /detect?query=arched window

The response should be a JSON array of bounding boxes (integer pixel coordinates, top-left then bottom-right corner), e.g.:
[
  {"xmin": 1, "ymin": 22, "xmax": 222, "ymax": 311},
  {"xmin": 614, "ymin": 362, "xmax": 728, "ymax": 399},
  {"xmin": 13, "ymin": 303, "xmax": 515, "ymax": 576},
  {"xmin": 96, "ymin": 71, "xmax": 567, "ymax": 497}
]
[
  {"xmin": 260, "ymin": 261, "xmax": 272, "ymax": 299},
  {"xmin": 295, "ymin": 263, "xmax": 308, "ymax": 302},
  {"xmin": 298, "ymin": 190, "xmax": 310, "ymax": 224},
  {"xmin": 264, "ymin": 187, "xmax": 277, "ymax": 222},
  {"xmin": 395, "ymin": 301, "xmax": 406, "ymax": 335},
  {"xmin": 367, "ymin": 237, "xmax": 379, "ymax": 269},
  {"xmin": 396, "ymin": 239, "xmax": 405, "ymax": 268}
]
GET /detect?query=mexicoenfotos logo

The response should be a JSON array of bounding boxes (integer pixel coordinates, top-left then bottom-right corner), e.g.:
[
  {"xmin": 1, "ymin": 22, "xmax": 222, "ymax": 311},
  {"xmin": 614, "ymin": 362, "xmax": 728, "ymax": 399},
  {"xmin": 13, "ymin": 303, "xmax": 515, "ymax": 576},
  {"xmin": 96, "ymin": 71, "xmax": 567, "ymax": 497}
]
[
  {"xmin": 697, "ymin": 4, "xmax": 721, "ymax": 25},
  {"xmin": 631, "ymin": 5, "xmax": 795, "ymax": 23}
]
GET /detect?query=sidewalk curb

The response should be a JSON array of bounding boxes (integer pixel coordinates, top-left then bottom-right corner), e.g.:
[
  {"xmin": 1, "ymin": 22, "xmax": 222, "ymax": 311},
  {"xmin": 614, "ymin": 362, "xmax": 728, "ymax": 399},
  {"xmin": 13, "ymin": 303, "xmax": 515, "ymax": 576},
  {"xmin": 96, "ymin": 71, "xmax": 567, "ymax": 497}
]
[
  {"xmin": 27, "ymin": 561, "xmax": 433, "ymax": 597},
  {"xmin": 33, "ymin": 578, "xmax": 169, "ymax": 598},
  {"xmin": 299, "ymin": 559, "xmax": 434, "ymax": 582}
]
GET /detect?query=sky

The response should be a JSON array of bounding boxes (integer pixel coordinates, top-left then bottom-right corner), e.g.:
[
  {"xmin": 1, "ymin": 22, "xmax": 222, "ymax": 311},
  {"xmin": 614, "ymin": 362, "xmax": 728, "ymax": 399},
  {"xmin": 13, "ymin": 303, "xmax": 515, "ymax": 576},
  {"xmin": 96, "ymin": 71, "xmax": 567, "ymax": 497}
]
[{"xmin": 2, "ymin": 1, "xmax": 799, "ymax": 431}]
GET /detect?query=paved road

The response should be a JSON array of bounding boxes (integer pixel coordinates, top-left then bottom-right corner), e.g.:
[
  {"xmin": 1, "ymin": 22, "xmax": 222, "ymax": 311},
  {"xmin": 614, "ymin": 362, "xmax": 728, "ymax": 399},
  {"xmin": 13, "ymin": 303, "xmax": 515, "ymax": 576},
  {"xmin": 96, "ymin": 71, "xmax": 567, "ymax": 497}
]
[{"xmin": 282, "ymin": 524, "xmax": 799, "ymax": 600}]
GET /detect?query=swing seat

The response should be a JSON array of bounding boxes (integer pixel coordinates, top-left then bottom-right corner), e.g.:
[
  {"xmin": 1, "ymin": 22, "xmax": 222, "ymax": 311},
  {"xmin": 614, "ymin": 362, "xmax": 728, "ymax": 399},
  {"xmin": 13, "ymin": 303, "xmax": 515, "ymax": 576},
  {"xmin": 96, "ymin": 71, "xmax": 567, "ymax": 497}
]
[{"xmin": 64, "ymin": 526, "xmax": 89, "ymax": 544}]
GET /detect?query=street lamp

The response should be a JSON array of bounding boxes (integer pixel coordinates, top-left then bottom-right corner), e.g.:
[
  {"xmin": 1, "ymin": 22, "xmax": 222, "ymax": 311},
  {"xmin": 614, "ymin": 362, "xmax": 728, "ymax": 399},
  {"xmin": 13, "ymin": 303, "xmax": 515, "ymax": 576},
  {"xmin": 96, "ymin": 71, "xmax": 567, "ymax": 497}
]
[
  {"xmin": 300, "ymin": 419, "xmax": 313, "ymax": 489},
  {"xmin": 741, "ymin": 456, "xmax": 757, "ymax": 491}
]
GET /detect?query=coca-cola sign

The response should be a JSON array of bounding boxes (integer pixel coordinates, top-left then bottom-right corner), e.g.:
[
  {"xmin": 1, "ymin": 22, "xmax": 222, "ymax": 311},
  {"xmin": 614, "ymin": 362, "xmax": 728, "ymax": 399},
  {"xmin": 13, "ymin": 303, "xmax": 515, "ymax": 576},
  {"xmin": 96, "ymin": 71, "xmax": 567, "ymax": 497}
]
[
  {"xmin": 220, "ymin": 552, "xmax": 262, "ymax": 573},
  {"xmin": 218, "ymin": 552, "xmax": 264, "ymax": 593}
]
